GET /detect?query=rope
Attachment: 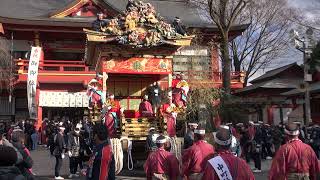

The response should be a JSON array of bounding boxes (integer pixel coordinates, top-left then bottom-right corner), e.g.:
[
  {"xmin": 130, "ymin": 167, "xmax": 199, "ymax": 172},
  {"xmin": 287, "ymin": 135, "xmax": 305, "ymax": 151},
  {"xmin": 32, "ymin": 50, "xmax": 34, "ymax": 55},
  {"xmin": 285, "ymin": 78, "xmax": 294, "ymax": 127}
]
[
  {"xmin": 120, "ymin": 137, "xmax": 134, "ymax": 171},
  {"xmin": 110, "ymin": 138, "xmax": 123, "ymax": 175},
  {"xmin": 168, "ymin": 137, "xmax": 183, "ymax": 164}
]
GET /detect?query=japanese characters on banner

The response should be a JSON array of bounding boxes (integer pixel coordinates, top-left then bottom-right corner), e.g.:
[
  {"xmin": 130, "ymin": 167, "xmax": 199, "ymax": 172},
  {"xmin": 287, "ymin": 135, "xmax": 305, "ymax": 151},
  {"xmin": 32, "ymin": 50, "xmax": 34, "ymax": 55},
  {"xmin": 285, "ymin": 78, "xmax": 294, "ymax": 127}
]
[
  {"xmin": 27, "ymin": 47, "xmax": 42, "ymax": 119},
  {"xmin": 39, "ymin": 91, "xmax": 89, "ymax": 107}
]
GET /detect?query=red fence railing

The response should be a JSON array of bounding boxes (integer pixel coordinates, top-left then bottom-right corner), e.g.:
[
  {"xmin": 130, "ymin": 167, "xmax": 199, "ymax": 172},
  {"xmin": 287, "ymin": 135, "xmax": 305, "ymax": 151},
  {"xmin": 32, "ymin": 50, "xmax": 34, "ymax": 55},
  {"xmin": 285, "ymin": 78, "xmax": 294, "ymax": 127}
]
[{"xmin": 16, "ymin": 59, "xmax": 95, "ymax": 74}]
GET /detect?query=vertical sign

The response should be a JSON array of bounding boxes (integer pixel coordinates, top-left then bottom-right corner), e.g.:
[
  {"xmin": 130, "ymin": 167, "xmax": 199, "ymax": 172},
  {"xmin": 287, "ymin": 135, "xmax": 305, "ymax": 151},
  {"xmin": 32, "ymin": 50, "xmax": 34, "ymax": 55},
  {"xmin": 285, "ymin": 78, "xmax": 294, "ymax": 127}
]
[{"xmin": 27, "ymin": 47, "xmax": 41, "ymax": 119}]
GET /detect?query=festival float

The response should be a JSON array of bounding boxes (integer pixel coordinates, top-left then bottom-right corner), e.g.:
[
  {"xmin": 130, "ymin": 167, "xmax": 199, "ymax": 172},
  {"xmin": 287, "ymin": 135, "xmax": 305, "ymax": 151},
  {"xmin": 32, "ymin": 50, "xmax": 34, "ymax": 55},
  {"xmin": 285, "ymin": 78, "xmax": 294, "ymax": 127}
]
[
  {"xmin": 85, "ymin": 0, "xmax": 193, "ymax": 140},
  {"xmin": 83, "ymin": 0, "xmax": 193, "ymax": 170}
]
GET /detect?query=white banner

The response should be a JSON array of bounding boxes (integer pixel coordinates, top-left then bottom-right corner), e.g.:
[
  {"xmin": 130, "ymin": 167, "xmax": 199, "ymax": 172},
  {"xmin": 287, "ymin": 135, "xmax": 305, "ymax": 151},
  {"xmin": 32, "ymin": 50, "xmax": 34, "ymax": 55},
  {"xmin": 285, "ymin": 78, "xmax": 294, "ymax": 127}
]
[
  {"xmin": 27, "ymin": 47, "xmax": 42, "ymax": 119},
  {"xmin": 39, "ymin": 91, "xmax": 88, "ymax": 107}
]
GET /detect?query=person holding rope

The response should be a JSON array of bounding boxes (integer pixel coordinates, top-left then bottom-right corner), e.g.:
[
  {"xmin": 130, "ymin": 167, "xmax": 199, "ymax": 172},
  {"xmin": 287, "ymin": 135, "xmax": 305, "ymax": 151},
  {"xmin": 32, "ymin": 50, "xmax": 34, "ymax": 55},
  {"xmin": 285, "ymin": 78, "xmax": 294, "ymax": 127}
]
[
  {"xmin": 182, "ymin": 128, "xmax": 214, "ymax": 180},
  {"xmin": 144, "ymin": 135, "xmax": 180, "ymax": 180},
  {"xmin": 202, "ymin": 127, "xmax": 254, "ymax": 180}
]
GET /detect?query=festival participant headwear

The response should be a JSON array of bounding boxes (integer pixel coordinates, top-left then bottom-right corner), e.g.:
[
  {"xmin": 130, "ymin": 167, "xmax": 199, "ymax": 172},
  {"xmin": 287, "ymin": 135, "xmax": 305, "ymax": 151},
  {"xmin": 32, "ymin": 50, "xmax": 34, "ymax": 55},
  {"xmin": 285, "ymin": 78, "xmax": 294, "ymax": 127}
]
[
  {"xmin": 293, "ymin": 121, "xmax": 302, "ymax": 125},
  {"xmin": 220, "ymin": 125, "xmax": 230, "ymax": 130},
  {"xmin": 58, "ymin": 124, "xmax": 65, "ymax": 130},
  {"xmin": 285, "ymin": 122, "xmax": 300, "ymax": 136},
  {"xmin": 144, "ymin": 95, "xmax": 149, "ymax": 100},
  {"xmin": 188, "ymin": 122, "xmax": 198, "ymax": 126},
  {"xmin": 155, "ymin": 135, "xmax": 167, "ymax": 144},
  {"xmin": 174, "ymin": 17, "xmax": 181, "ymax": 22},
  {"xmin": 249, "ymin": 121, "xmax": 254, "ymax": 125},
  {"xmin": 214, "ymin": 127, "xmax": 232, "ymax": 146},
  {"xmin": 96, "ymin": 73, "xmax": 103, "ymax": 79},
  {"xmin": 236, "ymin": 123, "xmax": 243, "ymax": 126},
  {"xmin": 76, "ymin": 123, "xmax": 82, "ymax": 129},
  {"xmin": 88, "ymin": 79, "xmax": 98, "ymax": 84},
  {"xmin": 149, "ymin": 127, "xmax": 155, "ymax": 132},
  {"xmin": 194, "ymin": 129, "xmax": 205, "ymax": 135}
]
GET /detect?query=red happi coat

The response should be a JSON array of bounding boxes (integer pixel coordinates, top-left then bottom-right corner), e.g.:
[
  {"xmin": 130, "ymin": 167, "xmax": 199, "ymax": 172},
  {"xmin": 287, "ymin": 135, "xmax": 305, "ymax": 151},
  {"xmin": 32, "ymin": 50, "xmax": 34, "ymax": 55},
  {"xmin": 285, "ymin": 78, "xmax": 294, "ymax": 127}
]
[
  {"xmin": 110, "ymin": 100, "xmax": 121, "ymax": 118},
  {"xmin": 269, "ymin": 139, "xmax": 320, "ymax": 180},
  {"xmin": 202, "ymin": 150, "xmax": 255, "ymax": 180},
  {"xmin": 104, "ymin": 112, "xmax": 116, "ymax": 138},
  {"xmin": 182, "ymin": 140, "xmax": 215, "ymax": 179},
  {"xmin": 139, "ymin": 100, "xmax": 153, "ymax": 117},
  {"xmin": 172, "ymin": 88, "xmax": 185, "ymax": 107},
  {"xmin": 162, "ymin": 104, "xmax": 176, "ymax": 137},
  {"xmin": 144, "ymin": 148, "xmax": 180, "ymax": 180},
  {"xmin": 248, "ymin": 126, "xmax": 256, "ymax": 140}
]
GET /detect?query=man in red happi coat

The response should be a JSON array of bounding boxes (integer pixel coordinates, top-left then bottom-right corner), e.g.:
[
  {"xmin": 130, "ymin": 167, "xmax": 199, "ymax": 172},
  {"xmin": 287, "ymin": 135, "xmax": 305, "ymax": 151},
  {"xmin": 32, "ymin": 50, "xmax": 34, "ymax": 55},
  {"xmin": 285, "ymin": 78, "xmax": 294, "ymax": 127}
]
[
  {"xmin": 144, "ymin": 135, "xmax": 180, "ymax": 180},
  {"xmin": 161, "ymin": 92, "xmax": 178, "ymax": 137},
  {"xmin": 269, "ymin": 122, "xmax": 320, "ymax": 180},
  {"xmin": 139, "ymin": 95, "xmax": 153, "ymax": 117},
  {"xmin": 202, "ymin": 127, "xmax": 255, "ymax": 180},
  {"xmin": 108, "ymin": 94, "xmax": 121, "ymax": 118},
  {"xmin": 182, "ymin": 129, "xmax": 214, "ymax": 180}
]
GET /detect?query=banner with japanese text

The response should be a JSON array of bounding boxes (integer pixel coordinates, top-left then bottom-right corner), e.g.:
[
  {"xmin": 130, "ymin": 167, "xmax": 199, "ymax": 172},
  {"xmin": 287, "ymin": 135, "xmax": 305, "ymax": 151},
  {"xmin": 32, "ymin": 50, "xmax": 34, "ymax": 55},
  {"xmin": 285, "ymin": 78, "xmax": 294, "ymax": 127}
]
[{"xmin": 27, "ymin": 47, "xmax": 42, "ymax": 119}]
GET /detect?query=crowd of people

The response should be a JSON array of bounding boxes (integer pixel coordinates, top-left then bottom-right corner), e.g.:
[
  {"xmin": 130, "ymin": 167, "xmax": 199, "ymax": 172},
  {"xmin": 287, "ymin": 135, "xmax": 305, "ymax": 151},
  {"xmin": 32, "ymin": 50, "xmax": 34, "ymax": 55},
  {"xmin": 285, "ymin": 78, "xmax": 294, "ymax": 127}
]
[
  {"xmin": 144, "ymin": 121, "xmax": 320, "ymax": 180},
  {"xmin": 0, "ymin": 117, "xmax": 320, "ymax": 180}
]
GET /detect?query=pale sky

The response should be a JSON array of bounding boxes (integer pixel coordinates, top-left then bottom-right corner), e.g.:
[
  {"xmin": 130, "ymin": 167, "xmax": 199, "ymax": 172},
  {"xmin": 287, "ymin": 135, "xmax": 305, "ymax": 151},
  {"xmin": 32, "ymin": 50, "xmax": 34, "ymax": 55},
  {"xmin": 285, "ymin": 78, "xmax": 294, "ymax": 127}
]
[{"xmin": 248, "ymin": 0, "xmax": 320, "ymax": 82}]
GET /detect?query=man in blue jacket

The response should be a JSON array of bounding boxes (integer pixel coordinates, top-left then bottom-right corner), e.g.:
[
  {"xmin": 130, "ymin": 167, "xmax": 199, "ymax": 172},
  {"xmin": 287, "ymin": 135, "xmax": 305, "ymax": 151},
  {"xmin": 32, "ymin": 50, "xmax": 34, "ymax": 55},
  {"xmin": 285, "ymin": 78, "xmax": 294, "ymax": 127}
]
[{"xmin": 86, "ymin": 124, "xmax": 115, "ymax": 180}]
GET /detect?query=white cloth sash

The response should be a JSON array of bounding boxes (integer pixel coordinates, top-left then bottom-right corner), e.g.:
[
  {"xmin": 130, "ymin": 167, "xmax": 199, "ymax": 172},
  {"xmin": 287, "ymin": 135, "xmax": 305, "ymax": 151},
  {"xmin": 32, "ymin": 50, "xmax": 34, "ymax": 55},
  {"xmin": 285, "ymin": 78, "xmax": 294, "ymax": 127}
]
[{"xmin": 208, "ymin": 156, "xmax": 233, "ymax": 180}]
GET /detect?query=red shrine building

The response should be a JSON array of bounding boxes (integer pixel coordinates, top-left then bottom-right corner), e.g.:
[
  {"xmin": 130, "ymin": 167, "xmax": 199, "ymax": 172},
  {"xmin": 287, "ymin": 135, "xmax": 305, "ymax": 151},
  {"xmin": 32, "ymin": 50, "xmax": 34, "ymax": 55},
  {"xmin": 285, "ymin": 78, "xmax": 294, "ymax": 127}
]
[{"xmin": 0, "ymin": 0, "xmax": 247, "ymax": 128}]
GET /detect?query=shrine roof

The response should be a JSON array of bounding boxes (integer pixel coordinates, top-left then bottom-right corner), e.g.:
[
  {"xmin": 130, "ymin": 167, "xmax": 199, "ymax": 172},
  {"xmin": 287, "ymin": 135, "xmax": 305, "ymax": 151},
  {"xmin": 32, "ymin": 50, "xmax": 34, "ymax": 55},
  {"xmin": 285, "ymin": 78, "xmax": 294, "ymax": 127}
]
[
  {"xmin": 0, "ymin": 0, "xmax": 245, "ymax": 30},
  {"xmin": 281, "ymin": 81, "xmax": 320, "ymax": 96},
  {"xmin": 235, "ymin": 78, "xmax": 303, "ymax": 95},
  {"xmin": 250, "ymin": 63, "xmax": 301, "ymax": 84}
]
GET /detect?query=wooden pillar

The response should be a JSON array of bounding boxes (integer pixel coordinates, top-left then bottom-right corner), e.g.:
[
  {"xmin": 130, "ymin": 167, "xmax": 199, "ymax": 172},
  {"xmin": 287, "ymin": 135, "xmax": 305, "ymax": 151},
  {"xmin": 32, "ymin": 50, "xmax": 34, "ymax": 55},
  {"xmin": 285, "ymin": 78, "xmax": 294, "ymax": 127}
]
[
  {"xmin": 267, "ymin": 106, "xmax": 274, "ymax": 125},
  {"xmin": 103, "ymin": 72, "xmax": 108, "ymax": 103},
  {"xmin": 37, "ymin": 106, "xmax": 42, "ymax": 130},
  {"xmin": 168, "ymin": 73, "xmax": 172, "ymax": 90},
  {"xmin": 35, "ymin": 88, "xmax": 42, "ymax": 130}
]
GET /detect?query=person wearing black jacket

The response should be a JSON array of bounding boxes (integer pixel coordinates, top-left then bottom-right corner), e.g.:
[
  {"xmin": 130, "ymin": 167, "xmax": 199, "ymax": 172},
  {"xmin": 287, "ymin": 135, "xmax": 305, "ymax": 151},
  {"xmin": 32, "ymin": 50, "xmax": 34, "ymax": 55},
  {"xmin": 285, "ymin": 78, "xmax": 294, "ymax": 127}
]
[
  {"xmin": 0, "ymin": 145, "xmax": 25, "ymax": 180},
  {"xmin": 92, "ymin": 13, "xmax": 107, "ymax": 32},
  {"xmin": 11, "ymin": 131, "xmax": 34, "ymax": 180},
  {"xmin": 251, "ymin": 124, "xmax": 263, "ymax": 173},
  {"xmin": 53, "ymin": 125, "xmax": 66, "ymax": 179},
  {"xmin": 67, "ymin": 127, "xmax": 84, "ymax": 178}
]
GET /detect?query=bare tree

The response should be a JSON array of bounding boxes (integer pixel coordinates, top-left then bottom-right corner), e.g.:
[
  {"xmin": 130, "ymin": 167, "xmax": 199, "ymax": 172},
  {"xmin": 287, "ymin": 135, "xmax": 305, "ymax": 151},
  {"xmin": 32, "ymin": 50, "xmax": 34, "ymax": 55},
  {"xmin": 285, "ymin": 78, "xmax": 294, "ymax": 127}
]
[
  {"xmin": 230, "ymin": 0, "xmax": 295, "ymax": 85},
  {"xmin": 192, "ymin": 0, "xmax": 251, "ymax": 94}
]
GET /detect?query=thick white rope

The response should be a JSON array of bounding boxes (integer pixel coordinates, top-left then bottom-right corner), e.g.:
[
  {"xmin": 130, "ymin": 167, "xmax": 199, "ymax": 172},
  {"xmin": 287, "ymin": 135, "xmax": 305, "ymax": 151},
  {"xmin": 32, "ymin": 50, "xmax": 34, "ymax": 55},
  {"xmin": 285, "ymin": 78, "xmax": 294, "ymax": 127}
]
[
  {"xmin": 119, "ymin": 137, "xmax": 134, "ymax": 171},
  {"xmin": 110, "ymin": 138, "xmax": 123, "ymax": 175},
  {"xmin": 168, "ymin": 137, "xmax": 182, "ymax": 164}
]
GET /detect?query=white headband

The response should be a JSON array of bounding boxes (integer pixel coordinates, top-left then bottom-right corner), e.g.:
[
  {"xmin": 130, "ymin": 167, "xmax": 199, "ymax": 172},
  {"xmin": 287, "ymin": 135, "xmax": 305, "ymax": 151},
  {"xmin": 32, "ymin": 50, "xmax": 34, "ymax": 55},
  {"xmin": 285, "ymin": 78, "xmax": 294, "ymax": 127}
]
[
  {"xmin": 194, "ymin": 129, "xmax": 205, "ymax": 135},
  {"xmin": 285, "ymin": 129, "xmax": 299, "ymax": 136},
  {"xmin": 213, "ymin": 132, "xmax": 232, "ymax": 146},
  {"xmin": 188, "ymin": 123, "xmax": 198, "ymax": 126},
  {"xmin": 156, "ymin": 139, "xmax": 167, "ymax": 144},
  {"xmin": 220, "ymin": 125, "xmax": 230, "ymax": 130}
]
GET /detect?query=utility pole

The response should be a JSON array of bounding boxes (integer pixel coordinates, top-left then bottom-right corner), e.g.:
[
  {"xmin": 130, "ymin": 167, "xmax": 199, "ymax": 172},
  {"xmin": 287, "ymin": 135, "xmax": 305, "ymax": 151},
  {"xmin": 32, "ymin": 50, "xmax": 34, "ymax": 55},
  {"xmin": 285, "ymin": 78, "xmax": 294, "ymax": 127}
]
[
  {"xmin": 291, "ymin": 27, "xmax": 314, "ymax": 126},
  {"xmin": 304, "ymin": 49, "xmax": 312, "ymax": 126}
]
